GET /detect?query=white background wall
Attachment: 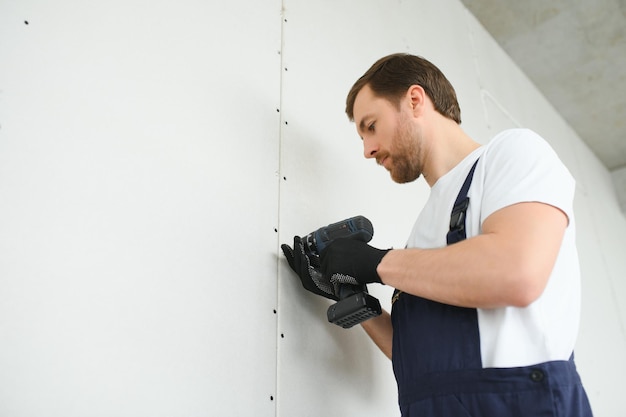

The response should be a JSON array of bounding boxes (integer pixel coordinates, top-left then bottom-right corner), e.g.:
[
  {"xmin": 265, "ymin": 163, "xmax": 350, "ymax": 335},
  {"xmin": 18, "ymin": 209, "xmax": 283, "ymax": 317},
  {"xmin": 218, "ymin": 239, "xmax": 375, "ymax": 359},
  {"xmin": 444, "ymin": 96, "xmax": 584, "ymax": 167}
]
[{"xmin": 0, "ymin": 0, "xmax": 624, "ymax": 416}]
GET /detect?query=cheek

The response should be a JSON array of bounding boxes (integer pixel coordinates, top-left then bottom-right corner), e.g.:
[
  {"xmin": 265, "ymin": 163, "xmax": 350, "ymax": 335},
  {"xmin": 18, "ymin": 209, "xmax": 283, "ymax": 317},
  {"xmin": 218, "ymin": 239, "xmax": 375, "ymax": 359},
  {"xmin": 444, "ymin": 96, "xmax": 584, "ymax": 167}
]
[{"xmin": 391, "ymin": 126, "xmax": 410, "ymax": 153}]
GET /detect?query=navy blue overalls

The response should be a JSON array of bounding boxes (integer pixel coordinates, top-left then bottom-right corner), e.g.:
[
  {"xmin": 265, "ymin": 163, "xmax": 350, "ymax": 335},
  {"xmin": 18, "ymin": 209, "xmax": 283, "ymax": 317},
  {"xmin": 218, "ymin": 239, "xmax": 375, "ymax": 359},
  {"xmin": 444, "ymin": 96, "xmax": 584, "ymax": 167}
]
[{"xmin": 390, "ymin": 159, "xmax": 593, "ymax": 416}]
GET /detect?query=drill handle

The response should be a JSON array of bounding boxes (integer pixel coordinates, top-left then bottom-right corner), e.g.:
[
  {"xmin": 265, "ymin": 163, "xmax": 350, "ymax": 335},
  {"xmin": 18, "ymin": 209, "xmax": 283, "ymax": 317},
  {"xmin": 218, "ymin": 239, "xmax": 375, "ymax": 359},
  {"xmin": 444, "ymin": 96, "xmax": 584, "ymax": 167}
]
[{"xmin": 337, "ymin": 282, "xmax": 368, "ymax": 300}]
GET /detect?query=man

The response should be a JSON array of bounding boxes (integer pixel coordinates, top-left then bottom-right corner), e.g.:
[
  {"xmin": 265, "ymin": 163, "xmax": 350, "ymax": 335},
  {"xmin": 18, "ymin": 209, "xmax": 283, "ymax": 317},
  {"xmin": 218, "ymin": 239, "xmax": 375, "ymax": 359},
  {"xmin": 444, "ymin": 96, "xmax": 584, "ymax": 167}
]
[{"xmin": 281, "ymin": 53, "xmax": 593, "ymax": 416}]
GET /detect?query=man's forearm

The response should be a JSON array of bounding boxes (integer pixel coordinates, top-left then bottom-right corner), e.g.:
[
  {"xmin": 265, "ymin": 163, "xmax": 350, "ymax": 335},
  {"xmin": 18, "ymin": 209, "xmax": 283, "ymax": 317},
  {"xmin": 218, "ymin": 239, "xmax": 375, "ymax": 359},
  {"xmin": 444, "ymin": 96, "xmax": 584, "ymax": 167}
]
[
  {"xmin": 361, "ymin": 309, "xmax": 393, "ymax": 360},
  {"xmin": 376, "ymin": 202, "xmax": 567, "ymax": 309}
]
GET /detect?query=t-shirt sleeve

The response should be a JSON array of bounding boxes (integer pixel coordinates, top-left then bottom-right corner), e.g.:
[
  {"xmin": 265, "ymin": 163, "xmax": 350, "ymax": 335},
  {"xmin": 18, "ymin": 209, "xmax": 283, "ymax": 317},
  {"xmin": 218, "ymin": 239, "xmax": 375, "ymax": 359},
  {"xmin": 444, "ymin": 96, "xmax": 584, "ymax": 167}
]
[{"xmin": 480, "ymin": 129, "xmax": 575, "ymax": 225}]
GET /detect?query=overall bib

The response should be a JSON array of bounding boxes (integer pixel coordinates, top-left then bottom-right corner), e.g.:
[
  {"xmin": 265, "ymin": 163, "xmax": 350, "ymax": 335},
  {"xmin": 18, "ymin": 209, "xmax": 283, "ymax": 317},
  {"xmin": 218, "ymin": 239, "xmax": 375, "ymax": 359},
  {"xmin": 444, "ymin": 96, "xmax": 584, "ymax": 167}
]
[{"xmin": 390, "ymin": 159, "xmax": 593, "ymax": 416}]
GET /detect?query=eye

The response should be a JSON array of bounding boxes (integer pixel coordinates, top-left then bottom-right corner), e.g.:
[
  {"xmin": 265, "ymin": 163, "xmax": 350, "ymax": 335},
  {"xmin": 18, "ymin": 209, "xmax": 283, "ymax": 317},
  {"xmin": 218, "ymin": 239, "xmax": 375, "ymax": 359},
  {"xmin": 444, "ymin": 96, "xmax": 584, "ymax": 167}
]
[{"xmin": 368, "ymin": 122, "xmax": 376, "ymax": 132}]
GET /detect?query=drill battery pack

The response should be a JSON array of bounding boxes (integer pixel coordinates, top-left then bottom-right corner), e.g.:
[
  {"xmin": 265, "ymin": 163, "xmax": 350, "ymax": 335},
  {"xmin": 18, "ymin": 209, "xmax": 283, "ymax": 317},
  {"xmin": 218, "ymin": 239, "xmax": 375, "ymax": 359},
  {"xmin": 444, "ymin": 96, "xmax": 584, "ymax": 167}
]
[{"xmin": 327, "ymin": 291, "xmax": 382, "ymax": 328}]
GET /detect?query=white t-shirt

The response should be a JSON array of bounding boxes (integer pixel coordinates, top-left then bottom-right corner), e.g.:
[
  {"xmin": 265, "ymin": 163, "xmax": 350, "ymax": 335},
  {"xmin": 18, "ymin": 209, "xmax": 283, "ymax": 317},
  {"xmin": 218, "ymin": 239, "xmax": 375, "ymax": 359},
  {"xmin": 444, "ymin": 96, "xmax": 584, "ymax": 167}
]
[{"xmin": 406, "ymin": 128, "xmax": 580, "ymax": 368}]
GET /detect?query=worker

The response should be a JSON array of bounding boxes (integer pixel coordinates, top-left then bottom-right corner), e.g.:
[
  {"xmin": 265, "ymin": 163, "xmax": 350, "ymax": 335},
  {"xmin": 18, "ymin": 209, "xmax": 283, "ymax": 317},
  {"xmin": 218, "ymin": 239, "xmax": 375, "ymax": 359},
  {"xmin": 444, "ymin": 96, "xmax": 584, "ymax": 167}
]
[{"xmin": 282, "ymin": 53, "xmax": 593, "ymax": 416}]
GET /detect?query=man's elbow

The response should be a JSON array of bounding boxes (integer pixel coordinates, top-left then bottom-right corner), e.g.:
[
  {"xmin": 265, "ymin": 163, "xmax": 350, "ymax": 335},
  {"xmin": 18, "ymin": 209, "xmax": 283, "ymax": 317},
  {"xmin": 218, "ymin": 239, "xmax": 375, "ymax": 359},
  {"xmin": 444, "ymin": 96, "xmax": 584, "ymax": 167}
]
[{"xmin": 506, "ymin": 266, "xmax": 550, "ymax": 308}]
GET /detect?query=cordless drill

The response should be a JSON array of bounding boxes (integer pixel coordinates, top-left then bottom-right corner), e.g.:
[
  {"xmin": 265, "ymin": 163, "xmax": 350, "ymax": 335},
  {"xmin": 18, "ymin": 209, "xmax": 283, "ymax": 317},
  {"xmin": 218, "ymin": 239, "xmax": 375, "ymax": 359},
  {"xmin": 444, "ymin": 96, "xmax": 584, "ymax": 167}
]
[{"xmin": 302, "ymin": 216, "xmax": 382, "ymax": 328}]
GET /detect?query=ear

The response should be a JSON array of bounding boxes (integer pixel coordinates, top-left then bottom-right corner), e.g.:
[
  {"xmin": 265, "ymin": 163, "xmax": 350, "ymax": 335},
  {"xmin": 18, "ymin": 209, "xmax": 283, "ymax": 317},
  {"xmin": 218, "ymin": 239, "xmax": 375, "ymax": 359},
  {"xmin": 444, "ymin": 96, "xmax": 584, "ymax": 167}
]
[{"xmin": 407, "ymin": 85, "xmax": 427, "ymax": 117}]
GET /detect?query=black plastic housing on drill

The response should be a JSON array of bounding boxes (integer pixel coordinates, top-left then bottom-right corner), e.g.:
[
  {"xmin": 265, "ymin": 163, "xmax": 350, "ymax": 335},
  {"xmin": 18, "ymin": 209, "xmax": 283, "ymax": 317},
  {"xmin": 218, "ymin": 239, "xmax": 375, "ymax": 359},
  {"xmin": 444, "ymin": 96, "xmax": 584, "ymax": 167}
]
[
  {"xmin": 302, "ymin": 216, "xmax": 382, "ymax": 329},
  {"xmin": 326, "ymin": 285, "xmax": 382, "ymax": 328}
]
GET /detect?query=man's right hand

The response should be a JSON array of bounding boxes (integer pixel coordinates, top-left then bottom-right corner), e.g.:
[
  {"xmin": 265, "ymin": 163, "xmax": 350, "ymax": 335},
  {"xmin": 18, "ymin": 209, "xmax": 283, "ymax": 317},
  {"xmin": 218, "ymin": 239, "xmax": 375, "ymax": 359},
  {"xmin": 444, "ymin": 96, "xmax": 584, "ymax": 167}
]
[{"xmin": 281, "ymin": 236, "xmax": 339, "ymax": 301}]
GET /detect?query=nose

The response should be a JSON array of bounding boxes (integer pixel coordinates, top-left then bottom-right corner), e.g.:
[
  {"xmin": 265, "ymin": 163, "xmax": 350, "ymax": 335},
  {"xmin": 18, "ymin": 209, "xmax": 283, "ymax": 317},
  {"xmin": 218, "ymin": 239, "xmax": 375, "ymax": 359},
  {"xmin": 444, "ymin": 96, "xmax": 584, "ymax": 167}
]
[{"xmin": 363, "ymin": 137, "xmax": 378, "ymax": 159}]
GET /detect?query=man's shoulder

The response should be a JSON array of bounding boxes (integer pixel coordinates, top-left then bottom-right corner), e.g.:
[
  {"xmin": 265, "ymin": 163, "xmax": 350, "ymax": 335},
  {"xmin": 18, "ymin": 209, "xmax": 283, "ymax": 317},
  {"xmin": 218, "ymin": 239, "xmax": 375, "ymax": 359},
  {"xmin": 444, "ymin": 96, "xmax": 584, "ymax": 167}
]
[
  {"xmin": 487, "ymin": 128, "xmax": 544, "ymax": 147},
  {"xmin": 483, "ymin": 128, "xmax": 552, "ymax": 161}
]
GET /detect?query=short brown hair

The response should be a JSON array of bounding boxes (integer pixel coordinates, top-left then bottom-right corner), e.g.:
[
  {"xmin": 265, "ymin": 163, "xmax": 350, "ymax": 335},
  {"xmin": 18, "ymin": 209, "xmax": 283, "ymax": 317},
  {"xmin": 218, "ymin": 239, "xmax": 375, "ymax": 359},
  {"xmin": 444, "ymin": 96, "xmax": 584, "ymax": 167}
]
[{"xmin": 346, "ymin": 53, "xmax": 461, "ymax": 124}]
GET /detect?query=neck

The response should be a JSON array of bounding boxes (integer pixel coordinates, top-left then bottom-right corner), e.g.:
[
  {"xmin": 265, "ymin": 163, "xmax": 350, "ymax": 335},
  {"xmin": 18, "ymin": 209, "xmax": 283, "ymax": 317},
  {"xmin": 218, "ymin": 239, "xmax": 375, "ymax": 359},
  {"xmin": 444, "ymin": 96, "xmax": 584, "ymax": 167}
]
[{"xmin": 421, "ymin": 118, "xmax": 481, "ymax": 187}]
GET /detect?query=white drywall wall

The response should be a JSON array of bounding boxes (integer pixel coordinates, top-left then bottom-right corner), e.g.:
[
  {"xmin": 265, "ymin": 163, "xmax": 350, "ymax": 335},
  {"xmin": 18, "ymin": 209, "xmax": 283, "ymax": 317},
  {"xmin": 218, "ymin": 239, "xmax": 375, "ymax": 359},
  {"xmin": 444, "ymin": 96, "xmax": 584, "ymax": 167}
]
[
  {"xmin": 0, "ymin": 0, "xmax": 624, "ymax": 416},
  {"xmin": 0, "ymin": 1, "xmax": 282, "ymax": 415},
  {"xmin": 612, "ymin": 166, "xmax": 626, "ymax": 214}
]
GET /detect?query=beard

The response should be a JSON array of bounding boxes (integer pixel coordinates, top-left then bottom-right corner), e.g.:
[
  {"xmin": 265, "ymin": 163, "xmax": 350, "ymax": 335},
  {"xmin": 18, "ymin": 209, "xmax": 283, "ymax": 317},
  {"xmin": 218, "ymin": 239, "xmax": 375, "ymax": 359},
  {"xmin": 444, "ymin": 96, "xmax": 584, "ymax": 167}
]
[{"xmin": 383, "ymin": 115, "xmax": 423, "ymax": 184}]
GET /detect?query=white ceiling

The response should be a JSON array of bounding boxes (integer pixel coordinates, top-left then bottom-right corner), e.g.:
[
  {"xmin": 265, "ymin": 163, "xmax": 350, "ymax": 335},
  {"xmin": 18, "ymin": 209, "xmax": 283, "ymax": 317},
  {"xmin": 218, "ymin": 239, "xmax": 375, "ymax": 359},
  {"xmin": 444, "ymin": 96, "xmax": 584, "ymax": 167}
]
[{"xmin": 460, "ymin": 0, "xmax": 626, "ymax": 172}]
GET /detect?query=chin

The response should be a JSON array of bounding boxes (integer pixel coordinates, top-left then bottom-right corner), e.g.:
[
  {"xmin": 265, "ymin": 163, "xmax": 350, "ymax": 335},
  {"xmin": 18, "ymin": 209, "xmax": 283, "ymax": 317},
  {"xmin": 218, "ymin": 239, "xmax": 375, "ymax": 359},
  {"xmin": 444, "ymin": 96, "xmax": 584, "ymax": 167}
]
[
  {"xmin": 391, "ymin": 174, "xmax": 409, "ymax": 184},
  {"xmin": 391, "ymin": 171, "xmax": 421, "ymax": 184}
]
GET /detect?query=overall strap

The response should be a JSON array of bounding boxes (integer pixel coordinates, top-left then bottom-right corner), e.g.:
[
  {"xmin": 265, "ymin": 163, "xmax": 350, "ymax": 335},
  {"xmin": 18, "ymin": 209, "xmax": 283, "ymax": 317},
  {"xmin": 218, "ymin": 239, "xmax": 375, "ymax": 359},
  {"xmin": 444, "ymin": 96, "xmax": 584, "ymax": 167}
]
[{"xmin": 447, "ymin": 158, "xmax": 480, "ymax": 245}]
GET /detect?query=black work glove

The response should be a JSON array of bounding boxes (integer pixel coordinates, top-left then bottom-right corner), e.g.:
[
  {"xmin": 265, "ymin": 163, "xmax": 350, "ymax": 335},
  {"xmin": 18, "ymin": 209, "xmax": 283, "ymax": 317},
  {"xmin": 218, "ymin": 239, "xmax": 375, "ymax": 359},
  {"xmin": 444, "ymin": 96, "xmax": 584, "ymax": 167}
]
[
  {"xmin": 320, "ymin": 238, "xmax": 389, "ymax": 287},
  {"xmin": 281, "ymin": 236, "xmax": 339, "ymax": 301}
]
